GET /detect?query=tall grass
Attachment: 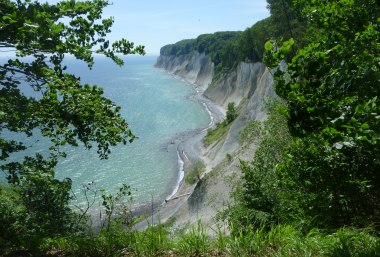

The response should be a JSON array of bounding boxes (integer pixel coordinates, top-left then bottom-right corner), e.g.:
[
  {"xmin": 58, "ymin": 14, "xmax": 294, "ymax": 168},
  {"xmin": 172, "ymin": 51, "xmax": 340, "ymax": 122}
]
[
  {"xmin": 176, "ymin": 220, "xmax": 210, "ymax": 256},
  {"xmin": 129, "ymin": 223, "xmax": 172, "ymax": 256},
  {"xmin": 39, "ymin": 221, "xmax": 380, "ymax": 256}
]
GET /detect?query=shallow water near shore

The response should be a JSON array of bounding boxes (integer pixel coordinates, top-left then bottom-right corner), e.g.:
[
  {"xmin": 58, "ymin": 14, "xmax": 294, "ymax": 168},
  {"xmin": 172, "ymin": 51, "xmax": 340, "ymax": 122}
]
[{"xmin": 2, "ymin": 55, "xmax": 210, "ymax": 208}]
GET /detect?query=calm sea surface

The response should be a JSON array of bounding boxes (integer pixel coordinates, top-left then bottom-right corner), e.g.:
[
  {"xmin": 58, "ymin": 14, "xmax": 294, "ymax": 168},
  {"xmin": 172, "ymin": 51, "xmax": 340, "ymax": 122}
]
[{"xmin": 2, "ymin": 55, "xmax": 210, "ymax": 207}]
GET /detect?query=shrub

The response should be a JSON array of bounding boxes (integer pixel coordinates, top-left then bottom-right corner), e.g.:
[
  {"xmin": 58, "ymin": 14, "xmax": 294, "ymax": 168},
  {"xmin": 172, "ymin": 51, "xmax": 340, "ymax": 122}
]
[
  {"xmin": 225, "ymin": 101, "xmax": 292, "ymax": 231},
  {"xmin": 239, "ymin": 120, "xmax": 262, "ymax": 144},
  {"xmin": 185, "ymin": 161, "xmax": 205, "ymax": 185}
]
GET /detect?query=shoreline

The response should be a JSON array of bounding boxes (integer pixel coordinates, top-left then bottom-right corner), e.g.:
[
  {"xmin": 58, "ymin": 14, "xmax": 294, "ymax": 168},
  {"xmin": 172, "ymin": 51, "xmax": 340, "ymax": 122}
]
[
  {"xmin": 156, "ymin": 70, "xmax": 225, "ymax": 203},
  {"xmin": 133, "ymin": 69, "xmax": 225, "ymax": 229},
  {"xmin": 167, "ymin": 94, "xmax": 224, "ymax": 199},
  {"xmin": 161, "ymin": 72, "xmax": 225, "ymax": 200}
]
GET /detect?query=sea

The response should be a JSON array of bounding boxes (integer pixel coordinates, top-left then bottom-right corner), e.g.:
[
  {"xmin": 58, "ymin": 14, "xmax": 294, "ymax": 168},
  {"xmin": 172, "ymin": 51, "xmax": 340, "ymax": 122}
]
[{"xmin": 1, "ymin": 55, "xmax": 211, "ymax": 208}]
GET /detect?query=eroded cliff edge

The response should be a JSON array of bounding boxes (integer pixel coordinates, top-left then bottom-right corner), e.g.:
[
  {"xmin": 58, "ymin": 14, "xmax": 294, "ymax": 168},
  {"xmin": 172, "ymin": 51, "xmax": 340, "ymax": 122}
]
[
  {"xmin": 155, "ymin": 51, "xmax": 275, "ymax": 230},
  {"xmin": 156, "ymin": 52, "xmax": 214, "ymax": 92},
  {"xmin": 156, "ymin": 51, "xmax": 274, "ymax": 117}
]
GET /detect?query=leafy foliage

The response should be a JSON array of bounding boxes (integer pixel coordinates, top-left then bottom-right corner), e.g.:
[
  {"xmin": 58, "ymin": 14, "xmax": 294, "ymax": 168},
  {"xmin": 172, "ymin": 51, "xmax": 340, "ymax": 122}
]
[
  {"xmin": 226, "ymin": 0, "xmax": 380, "ymax": 233},
  {"xmin": 0, "ymin": 0, "xmax": 144, "ymax": 253},
  {"xmin": 159, "ymin": 25, "xmax": 269, "ymax": 78},
  {"xmin": 0, "ymin": 180, "xmax": 79, "ymax": 254},
  {"xmin": 266, "ymin": 0, "xmax": 303, "ymax": 40},
  {"xmin": 1, "ymin": 0, "xmax": 145, "ymax": 167},
  {"xmin": 160, "ymin": 31, "xmax": 242, "ymax": 76},
  {"xmin": 236, "ymin": 18, "xmax": 274, "ymax": 64},
  {"xmin": 264, "ymin": 0, "xmax": 380, "ymax": 228},
  {"xmin": 0, "ymin": 184, "xmax": 28, "ymax": 252},
  {"xmin": 239, "ymin": 120, "xmax": 261, "ymax": 144},
  {"xmin": 225, "ymin": 101, "xmax": 292, "ymax": 231},
  {"xmin": 160, "ymin": 38, "xmax": 196, "ymax": 56}
]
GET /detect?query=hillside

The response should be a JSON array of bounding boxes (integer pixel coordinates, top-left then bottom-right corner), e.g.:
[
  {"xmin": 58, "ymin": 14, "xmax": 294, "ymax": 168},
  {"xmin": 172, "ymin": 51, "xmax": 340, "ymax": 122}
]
[
  {"xmin": 154, "ymin": 0, "xmax": 380, "ymax": 236},
  {"xmin": 154, "ymin": 30, "xmax": 277, "ymax": 230}
]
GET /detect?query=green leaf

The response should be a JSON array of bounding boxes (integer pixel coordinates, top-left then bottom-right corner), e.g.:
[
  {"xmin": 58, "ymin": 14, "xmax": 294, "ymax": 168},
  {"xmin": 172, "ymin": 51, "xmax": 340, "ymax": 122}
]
[
  {"xmin": 361, "ymin": 123, "xmax": 369, "ymax": 130},
  {"xmin": 265, "ymin": 40, "xmax": 274, "ymax": 51}
]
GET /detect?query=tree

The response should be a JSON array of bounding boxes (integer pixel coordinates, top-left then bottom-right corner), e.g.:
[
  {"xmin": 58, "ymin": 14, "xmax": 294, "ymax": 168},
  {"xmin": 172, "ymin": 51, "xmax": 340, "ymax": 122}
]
[
  {"xmin": 266, "ymin": 0, "xmax": 310, "ymax": 58},
  {"xmin": 0, "ymin": 0, "xmax": 144, "ymax": 249},
  {"xmin": 226, "ymin": 102, "xmax": 238, "ymax": 124},
  {"xmin": 265, "ymin": 0, "xmax": 380, "ymax": 228},
  {"xmin": 266, "ymin": 0, "xmax": 297, "ymax": 38},
  {"xmin": 237, "ymin": 18, "xmax": 275, "ymax": 63}
]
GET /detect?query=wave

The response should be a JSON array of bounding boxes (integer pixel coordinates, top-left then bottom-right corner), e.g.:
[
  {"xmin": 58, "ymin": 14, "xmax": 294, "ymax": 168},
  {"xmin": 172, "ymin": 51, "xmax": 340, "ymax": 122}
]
[
  {"xmin": 164, "ymin": 101, "xmax": 215, "ymax": 202},
  {"xmin": 166, "ymin": 150, "xmax": 185, "ymax": 200},
  {"xmin": 202, "ymin": 102, "xmax": 214, "ymax": 127}
]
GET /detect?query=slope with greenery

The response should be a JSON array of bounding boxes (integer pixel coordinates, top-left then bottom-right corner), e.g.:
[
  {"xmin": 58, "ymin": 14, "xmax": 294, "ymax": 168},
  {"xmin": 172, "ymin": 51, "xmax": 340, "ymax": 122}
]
[
  {"xmin": 228, "ymin": 0, "xmax": 380, "ymax": 234},
  {"xmin": 203, "ymin": 102, "xmax": 238, "ymax": 146}
]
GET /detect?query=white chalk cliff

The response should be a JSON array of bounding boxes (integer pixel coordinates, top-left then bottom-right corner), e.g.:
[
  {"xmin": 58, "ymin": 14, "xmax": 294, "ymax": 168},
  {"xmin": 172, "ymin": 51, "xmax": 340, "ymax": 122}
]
[
  {"xmin": 155, "ymin": 52, "xmax": 214, "ymax": 92},
  {"xmin": 156, "ymin": 51, "xmax": 275, "ymax": 119},
  {"xmin": 155, "ymin": 51, "xmax": 276, "ymax": 230}
]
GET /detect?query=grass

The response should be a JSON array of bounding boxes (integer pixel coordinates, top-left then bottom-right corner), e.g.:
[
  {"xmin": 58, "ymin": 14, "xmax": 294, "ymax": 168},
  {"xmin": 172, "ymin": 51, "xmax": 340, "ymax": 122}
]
[
  {"xmin": 203, "ymin": 121, "xmax": 230, "ymax": 147},
  {"xmin": 176, "ymin": 221, "xmax": 209, "ymax": 256},
  {"xmin": 35, "ymin": 222, "xmax": 380, "ymax": 257}
]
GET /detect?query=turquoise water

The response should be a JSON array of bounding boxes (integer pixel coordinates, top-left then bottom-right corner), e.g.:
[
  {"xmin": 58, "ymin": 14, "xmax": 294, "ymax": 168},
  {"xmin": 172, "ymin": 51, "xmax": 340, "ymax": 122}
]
[{"xmin": 2, "ymin": 55, "xmax": 210, "ymax": 206}]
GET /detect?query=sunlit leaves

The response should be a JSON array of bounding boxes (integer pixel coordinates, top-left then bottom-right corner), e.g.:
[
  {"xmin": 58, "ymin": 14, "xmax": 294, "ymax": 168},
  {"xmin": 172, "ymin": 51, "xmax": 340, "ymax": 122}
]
[
  {"xmin": 0, "ymin": 0, "xmax": 145, "ymax": 247},
  {"xmin": 1, "ymin": 0, "xmax": 145, "ymax": 170},
  {"xmin": 264, "ymin": 38, "xmax": 294, "ymax": 69},
  {"xmin": 263, "ymin": 0, "xmax": 380, "ymax": 228}
]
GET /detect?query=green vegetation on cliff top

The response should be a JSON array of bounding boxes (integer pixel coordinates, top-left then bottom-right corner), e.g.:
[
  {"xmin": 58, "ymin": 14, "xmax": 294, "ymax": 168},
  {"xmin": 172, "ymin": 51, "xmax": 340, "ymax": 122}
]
[{"xmin": 159, "ymin": 5, "xmax": 307, "ymax": 77}]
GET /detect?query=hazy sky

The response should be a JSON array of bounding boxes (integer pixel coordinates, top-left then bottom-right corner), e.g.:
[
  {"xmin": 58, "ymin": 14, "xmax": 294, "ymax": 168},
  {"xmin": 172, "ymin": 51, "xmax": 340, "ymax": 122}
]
[{"xmin": 42, "ymin": 0, "xmax": 270, "ymax": 55}]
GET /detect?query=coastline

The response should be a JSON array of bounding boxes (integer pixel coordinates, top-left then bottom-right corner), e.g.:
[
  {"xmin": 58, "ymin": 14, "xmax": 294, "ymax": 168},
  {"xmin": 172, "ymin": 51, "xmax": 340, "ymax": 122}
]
[
  {"xmin": 133, "ymin": 70, "xmax": 225, "ymax": 229},
  {"xmin": 133, "ymin": 55, "xmax": 275, "ymax": 231}
]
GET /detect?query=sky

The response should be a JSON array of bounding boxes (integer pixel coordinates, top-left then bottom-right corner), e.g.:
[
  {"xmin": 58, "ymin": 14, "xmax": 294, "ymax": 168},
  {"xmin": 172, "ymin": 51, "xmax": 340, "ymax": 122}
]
[{"xmin": 42, "ymin": 0, "xmax": 270, "ymax": 55}]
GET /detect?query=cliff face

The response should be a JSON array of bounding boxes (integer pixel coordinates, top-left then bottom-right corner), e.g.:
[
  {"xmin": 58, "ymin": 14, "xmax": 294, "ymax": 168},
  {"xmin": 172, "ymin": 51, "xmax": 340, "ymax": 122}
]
[
  {"xmin": 155, "ymin": 50, "xmax": 275, "ymax": 169},
  {"xmin": 155, "ymin": 51, "xmax": 275, "ymax": 121},
  {"xmin": 155, "ymin": 51, "xmax": 276, "ymax": 231},
  {"xmin": 201, "ymin": 61, "xmax": 275, "ymax": 169},
  {"xmin": 204, "ymin": 62, "xmax": 275, "ymax": 121},
  {"xmin": 155, "ymin": 52, "xmax": 214, "ymax": 91}
]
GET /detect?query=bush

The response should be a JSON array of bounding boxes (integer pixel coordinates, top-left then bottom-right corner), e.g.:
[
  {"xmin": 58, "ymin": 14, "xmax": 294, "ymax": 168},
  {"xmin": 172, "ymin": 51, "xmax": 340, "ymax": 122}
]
[
  {"xmin": 0, "ymin": 185, "xmax": 28, "ymax": 254},
  {"xmin": 0, "ymin": 167, "xmax": 80, "ymax": 254},
  {"xmin": 185, "ymin": 161, "xmax": 205, "ymax": 185},
  {"xmin": 239, "ymin": 120, "xmax": 261, "ymax": 144},
  {"xmin": 225, "ymin": 101, "xmax": 292, "ymax": 231}
]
